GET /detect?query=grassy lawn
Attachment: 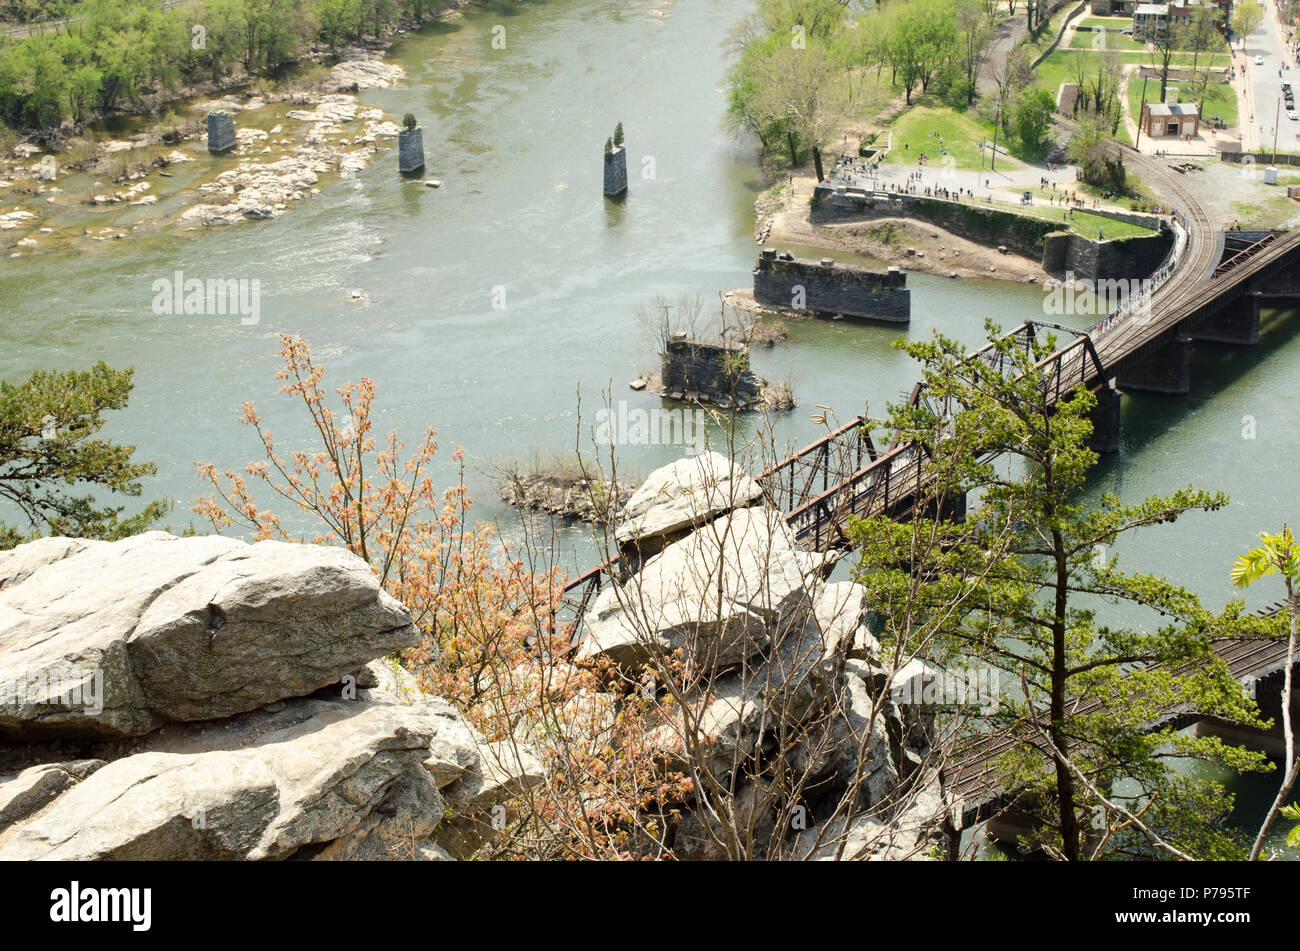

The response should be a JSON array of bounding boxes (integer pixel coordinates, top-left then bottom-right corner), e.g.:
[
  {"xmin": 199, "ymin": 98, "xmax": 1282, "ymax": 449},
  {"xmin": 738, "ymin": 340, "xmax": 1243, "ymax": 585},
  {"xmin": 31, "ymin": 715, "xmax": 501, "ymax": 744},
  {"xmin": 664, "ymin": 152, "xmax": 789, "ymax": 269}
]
[
  {"xmin": 1068, "ymin": 31, "xmax": 1147, "ymax": 52},
  {"xmin": 1078, "ymin": 16, "xmax": 1132, "ymax": 29},
  {"xmin": 882, "ymin": 101, "xmax": 1022, "ymax": 171},
  {"xmin": 1013, "ymin": 202, "xmax": 1159, "ymax": 237},
  {"xmin": 1234, "ymin": 194, "xmax": 1300, "ymax": 228}
]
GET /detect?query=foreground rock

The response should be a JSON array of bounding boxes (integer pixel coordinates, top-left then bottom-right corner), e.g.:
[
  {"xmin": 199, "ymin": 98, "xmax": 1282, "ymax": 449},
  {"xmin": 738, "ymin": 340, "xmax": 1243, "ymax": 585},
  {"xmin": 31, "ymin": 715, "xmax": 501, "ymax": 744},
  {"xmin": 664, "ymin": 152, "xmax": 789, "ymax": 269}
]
[
  {"xmin": 0, "ymin": 532, "xmax": 541, "ymax": 861},
  {"xmin": 579, "ymin": 506, "xmax": 810, "ymax": 672},
  {"xmin": 0, "ymin": 698, "xmax": 537, "ymax": 861},
  {"xmin": 0, "ymin": 532, "xmax": 418, "ymax": 739}
]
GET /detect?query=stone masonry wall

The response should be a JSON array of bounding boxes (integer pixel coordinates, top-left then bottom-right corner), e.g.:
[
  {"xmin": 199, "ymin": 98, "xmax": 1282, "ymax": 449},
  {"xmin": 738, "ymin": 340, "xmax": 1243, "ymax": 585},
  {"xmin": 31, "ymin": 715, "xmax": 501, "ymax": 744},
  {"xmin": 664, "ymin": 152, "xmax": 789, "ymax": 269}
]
[
  {"xmin": 753, "ymin": 250, "xmax": 910, "ymax": 322},
  {"xmin": 810, "ymin": 188, "xmax": 1171, "ymax": 282},
  {"xmin": 660, "ymin": 336, "xmax": 763, "ymax": 406},
  {"xmin": 207, "ymin": 111, "xmax": 237, "ymax": 154},
  {"xmin": 604, "ymin": 146, "xmax": 628, "ymax": 196}
]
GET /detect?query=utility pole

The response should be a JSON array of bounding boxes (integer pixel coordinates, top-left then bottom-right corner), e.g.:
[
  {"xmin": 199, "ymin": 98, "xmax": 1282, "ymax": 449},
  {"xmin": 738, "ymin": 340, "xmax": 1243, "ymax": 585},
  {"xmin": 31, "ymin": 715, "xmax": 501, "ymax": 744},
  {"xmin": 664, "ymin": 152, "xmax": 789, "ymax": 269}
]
[
  {"xmin": 992, "ymin": 103, "xmax": 1000, "ymax": 172},
  {"xmin": 1275, "ymin": 95, "xmax": 1282, "ymax": 164},
  {"xmin": 1135, "ymin": 74, "xmax": 1151, "ymax": 149}
]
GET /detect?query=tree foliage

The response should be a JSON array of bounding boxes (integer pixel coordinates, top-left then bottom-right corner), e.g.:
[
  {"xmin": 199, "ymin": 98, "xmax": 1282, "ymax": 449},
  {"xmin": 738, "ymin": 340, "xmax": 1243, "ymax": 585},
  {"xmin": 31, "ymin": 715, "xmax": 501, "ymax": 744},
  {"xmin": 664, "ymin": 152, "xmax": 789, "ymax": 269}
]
[
  {"xmin": 0, "ymin": 0, "xmax": 436, "ymax": 129},
  {"xmin": 0, "ymin": 361, "xmax": 164, "ymax": 548},
  {"xmin": 849, "ymin": 323, "xmax": 1272, "ymax": 860}
]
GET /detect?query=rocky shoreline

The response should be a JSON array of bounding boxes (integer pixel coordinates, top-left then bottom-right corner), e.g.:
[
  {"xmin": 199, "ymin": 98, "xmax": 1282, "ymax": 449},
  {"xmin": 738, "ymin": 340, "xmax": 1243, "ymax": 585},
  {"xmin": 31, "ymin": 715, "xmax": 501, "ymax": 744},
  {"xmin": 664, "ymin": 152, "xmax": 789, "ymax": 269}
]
[{"xmin": 1, "ymin": 0, "xmax": 481, "ymax": 256}]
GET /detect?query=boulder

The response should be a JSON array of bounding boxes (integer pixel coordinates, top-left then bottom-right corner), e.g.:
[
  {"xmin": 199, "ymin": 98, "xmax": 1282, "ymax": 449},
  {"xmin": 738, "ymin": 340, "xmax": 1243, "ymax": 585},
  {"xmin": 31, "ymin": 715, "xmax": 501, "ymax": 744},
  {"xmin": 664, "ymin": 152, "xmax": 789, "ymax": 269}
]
[
  {"xmin": 810, "ymin": 580, "xmax": 880, "ymax": 661},
  {"xmin": 579, "ymin": 507, "xmax": 811, "ymax": 672},
  {"xmin": 796, "ymin": 767, "xmax": 946, "ymax": 861},
  {"xmin": 0, "ymin": 532, "xmax": 419, "ymax": 739},
  {"xmin": 0, "ymin": 760, "xmax": 105, "ymax": 831},
  {"xmin": 0, "ymin": 697, "xmax": 535, "ymax": 861},
  {"xmin": 645, "ymin": 612, "xmax": 837, "ymax": 779},
  {"xmin": 614, "ymin": 451, "xmax": 763, "ymax": 549}
]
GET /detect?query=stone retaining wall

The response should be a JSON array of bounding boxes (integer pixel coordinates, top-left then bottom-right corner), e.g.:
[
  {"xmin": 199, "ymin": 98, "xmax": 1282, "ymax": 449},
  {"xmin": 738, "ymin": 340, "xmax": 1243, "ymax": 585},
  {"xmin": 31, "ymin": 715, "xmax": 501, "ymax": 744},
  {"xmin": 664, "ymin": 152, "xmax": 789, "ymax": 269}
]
[
  {"xmin": 810, "ymin": 189, "xmax": 1171, "ymax": 281},
  {"xmin": 753, "ymin": 249, "xmax": 910, "ymax": 322}
]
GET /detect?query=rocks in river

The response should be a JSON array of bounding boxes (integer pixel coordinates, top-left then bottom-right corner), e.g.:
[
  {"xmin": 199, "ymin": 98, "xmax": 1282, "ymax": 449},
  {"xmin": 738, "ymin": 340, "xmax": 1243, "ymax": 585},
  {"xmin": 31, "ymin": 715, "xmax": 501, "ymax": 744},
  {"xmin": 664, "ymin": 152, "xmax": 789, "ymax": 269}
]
[
  {"xmin": 328, "ymin": 50, "xmax": 407, "ymax": 91},
  {"xmin": 0, "ymin": 532, "xmax": 542, "ymax": 861},
  {"xmin": 181, "ymin": 93, "xmax": 399, "ymax": 228},
  {"xmin": 206, "ymin": 111, "xmax": 237, "ymax": 154},
  {"xmin": 0, "ymin": 209, "xmax": 36, "ymax": 230},
  {"xmin": 498, "ymin": 469, "xmax": 630, "ymax": 524}
]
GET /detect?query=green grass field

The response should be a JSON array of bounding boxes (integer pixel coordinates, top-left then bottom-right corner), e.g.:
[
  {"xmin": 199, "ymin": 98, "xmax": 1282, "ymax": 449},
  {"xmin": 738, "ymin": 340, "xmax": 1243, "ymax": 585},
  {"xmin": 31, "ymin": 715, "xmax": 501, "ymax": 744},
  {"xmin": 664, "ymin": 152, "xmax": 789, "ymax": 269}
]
[
  {"xmin": 1078, "ymin": 16, "xmax": 1132, "ymax": 29},
  {"xmin": 882, "ymin": 102, "xmax": 1020, "ymax": 172},
  {"xmin": 1068, "ymin": 31, "xmax": 1147, "ymax": 52},
  {"xmin": 1012, "ymin": 202, "xmax": 1159, "ymax": 238}
]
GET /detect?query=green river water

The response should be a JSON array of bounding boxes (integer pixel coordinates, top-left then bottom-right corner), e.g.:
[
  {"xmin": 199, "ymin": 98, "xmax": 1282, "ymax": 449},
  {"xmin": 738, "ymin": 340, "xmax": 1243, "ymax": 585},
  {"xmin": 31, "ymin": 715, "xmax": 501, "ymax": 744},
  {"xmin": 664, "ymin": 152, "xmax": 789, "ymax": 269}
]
[{"xmin": 0, "ymin": 0, "xmax": 1296, "ymax": 852}]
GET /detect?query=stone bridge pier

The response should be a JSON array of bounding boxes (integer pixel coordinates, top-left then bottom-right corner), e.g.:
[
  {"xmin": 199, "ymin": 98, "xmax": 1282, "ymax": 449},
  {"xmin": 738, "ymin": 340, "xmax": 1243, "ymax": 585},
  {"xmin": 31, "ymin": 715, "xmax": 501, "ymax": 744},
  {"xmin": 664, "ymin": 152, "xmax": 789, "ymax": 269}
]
[{"xmin": 1115, "ymin": 336, "xmax": 1194, "ymax": 396}]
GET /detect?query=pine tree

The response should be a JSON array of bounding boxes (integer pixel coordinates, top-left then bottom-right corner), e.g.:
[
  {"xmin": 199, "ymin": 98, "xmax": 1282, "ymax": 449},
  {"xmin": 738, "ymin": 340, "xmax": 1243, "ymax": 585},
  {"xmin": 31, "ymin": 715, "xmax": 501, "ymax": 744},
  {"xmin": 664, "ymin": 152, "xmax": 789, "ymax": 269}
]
[
  {"xmin": 0, "ymin": 363, "xmax": 164, "ymax": 548},
  {"xmin": 850, "ymin": 322, "xmax": 1272, "ymax": 859}
]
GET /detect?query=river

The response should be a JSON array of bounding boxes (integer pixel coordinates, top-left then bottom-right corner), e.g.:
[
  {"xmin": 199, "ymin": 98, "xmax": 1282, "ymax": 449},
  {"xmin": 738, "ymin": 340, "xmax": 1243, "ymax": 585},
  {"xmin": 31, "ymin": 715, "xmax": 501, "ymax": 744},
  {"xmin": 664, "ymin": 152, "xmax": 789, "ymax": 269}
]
[{"xmin": 0, "ymin": 0, "xmax": 1296, "ymax": 853}]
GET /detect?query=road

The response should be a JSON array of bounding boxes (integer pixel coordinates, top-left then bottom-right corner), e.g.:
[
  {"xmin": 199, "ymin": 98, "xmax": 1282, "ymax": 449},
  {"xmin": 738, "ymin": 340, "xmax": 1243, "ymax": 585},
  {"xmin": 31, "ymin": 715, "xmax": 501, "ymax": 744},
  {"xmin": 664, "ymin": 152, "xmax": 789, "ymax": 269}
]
[{"xmin": 1241, "ymin": 0, "xmax": 1300, "ymax": 155}]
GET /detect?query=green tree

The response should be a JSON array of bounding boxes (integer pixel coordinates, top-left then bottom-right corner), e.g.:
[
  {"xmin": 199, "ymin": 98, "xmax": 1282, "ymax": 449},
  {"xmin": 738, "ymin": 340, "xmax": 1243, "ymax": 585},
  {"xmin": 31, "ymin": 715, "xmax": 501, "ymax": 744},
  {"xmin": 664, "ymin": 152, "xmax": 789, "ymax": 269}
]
[
  {"xmin": 1011, "ymin": 87, "xmax": 1055, "ymax": 155},
  {"xmin": 1231, "ymin": 526, "xmax": 1300, "ymax": 859},
  {"xmin": 1232, "ymin": 0, "xmax": 1264, "ymax": 48},
  {"xmin": 850, "ymin": 323, "xmax": 1269, "ymax": 860},
  {"xmin": 0, "ymin": 363, "xmax": 164, "ymax": 548}
]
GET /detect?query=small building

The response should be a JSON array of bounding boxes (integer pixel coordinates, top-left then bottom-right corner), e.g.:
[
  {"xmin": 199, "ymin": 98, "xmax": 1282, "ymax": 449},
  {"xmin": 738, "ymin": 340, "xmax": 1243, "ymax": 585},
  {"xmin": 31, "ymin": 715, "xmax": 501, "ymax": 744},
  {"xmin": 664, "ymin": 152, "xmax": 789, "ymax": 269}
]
[
  {"xmin": 1091, "ymin": 0, "xmax": 1136, "ymax": 13},
  {"xmin": 1133, "ymin": 2, "xmax": 1171, "ymax": 40},
  {"xmin": 1140, "ymin": 99, "xmax": 1202, "ymax": 137}
]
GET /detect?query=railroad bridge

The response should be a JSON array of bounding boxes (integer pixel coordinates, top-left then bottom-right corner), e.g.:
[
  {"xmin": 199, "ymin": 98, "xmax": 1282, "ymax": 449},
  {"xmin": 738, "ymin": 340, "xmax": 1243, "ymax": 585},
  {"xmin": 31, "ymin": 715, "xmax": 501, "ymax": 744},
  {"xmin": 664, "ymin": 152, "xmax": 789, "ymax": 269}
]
[{"xmin": 556, "ymin": 141, "xmax": 1299, "ymax": 796}]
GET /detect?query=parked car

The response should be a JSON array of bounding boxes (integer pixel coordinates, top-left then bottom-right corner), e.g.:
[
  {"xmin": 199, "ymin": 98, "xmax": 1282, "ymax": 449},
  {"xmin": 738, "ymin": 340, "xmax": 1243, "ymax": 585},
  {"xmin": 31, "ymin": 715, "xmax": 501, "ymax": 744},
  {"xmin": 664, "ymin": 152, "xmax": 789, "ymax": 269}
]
[{"xmin": 1289, "ymin": 110, "xmax": 1298, "ymax": 120}]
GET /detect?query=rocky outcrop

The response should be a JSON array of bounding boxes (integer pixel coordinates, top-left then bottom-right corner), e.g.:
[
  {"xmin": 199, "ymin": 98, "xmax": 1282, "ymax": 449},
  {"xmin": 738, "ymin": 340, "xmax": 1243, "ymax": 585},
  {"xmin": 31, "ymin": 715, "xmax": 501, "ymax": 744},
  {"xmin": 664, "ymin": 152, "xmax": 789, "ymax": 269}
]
[
  {"xmin": 573, "ymin": 454, "xmax": 950, "ymax": 859},
  {"xmin": 614, "ymin": 450, "xmax": 764, "ymax": 550},
  {"xmin": 0, "ymin": 531, "xmax": 417, "ymax": 739},
  {"xmin": 0, "ymin": 533, "xmax": 541, "ymax": 861},
  {"xmin": 579, "ymin": 506, "xmax": 810, "ymax": 673}
]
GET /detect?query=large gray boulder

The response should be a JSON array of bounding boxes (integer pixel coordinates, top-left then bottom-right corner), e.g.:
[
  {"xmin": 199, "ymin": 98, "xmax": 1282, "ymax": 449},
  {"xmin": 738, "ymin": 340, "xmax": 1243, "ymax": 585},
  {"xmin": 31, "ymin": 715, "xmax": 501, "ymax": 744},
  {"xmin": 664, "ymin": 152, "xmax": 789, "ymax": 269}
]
[
  {"xmin": 614, "ymin": 451, "xmax": 764, "ymax": 549},
  {"xmin": 578, "ymin": 506, "xmax": 811, "ymax": 672},
  {"xmin": 810, "ymin": 580, "xmax": 880, "ymax": 660},
  {"xmin": 0, "ymin": 532, "xmax": 419, "ymax": 739},
  {"xmin": 0, "ymin": 698, "xmax": 536, "ymax": 861}
]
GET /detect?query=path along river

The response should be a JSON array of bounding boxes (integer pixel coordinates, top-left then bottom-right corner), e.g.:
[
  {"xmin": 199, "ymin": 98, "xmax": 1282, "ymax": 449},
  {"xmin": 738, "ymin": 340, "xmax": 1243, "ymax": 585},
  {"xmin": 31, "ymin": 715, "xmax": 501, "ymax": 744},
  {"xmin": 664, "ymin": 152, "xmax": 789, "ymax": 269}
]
[{"xmin": 1, "ymin": 0, "xmax": 1296, "ymax": 850}]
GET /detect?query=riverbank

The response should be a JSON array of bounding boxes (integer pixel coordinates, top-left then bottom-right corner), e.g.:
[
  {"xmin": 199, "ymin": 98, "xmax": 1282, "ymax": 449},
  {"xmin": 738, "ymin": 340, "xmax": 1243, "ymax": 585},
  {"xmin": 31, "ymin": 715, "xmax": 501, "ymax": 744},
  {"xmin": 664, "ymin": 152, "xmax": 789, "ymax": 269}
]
[
  {"xmin": 756, "ymin": 171, "xmax": 1049, "ymax": 283},
  {"xmin": 0, "ymin": 1, "xmax": 476, "ymax": 256}
]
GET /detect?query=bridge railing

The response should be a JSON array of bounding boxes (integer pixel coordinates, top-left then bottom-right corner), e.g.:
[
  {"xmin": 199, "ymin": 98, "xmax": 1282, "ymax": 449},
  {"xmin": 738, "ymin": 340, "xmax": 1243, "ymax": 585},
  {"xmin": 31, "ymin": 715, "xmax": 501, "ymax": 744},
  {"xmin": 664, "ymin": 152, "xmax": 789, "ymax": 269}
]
[
  {"xmin": 1090, "ymin": 212, "xmax": 1188, "ymax": 342},
  {"xmin": 757, "ymin": 415, "xmax": 879, "ymax": 515},
  {"xmin": 786, "ymin": 440, "xmax": 929, "ymax": 550}
]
